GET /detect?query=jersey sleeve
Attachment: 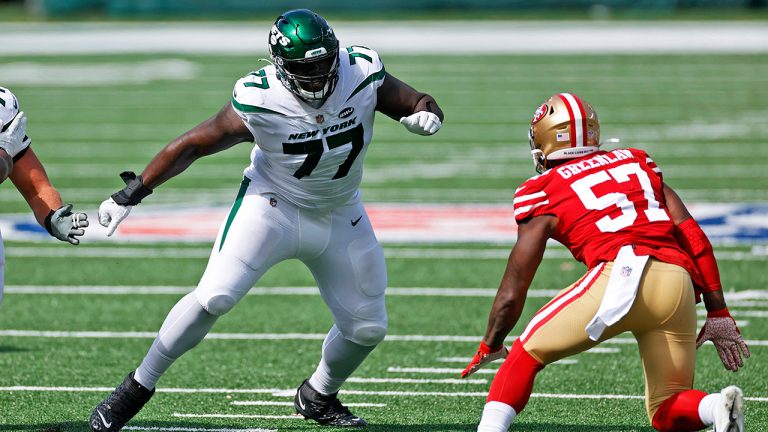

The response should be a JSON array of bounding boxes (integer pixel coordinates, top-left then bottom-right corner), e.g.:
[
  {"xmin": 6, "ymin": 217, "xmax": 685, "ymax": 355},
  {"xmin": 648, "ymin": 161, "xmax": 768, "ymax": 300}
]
[
  {"xmin": 513, "ymin": 175, "xmax": 552, "ymax": 223},
  {"xmin": 345, "ymin": 46, "xmax": 386, "ymax": 91},
  {"xmin": 629, "ymin": 148, "xmax": 663, "ymax": 181},
  {"xmin": 230, "ymin": 69, "xmax": 280, "ymax": 143}
]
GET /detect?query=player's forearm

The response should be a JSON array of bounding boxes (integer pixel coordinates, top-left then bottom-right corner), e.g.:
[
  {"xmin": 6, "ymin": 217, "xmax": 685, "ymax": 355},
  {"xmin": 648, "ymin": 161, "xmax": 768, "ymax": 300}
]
[
  {"xmin": 24, "ymin": 185, "xmax": 63, "ymax": 226},
  {"xmin": 413, "ymin": 94, "xmax": 444, "ymax": 122},
  {"xmin": 141, "ymin": 139, "xmax": 201, "ymax": 189},
  {"xmin": 483, "ymin": 291, "xmax": 525, "ymax": 348},
  {"xmin": 0, "ymin": 149, "xmax": 13, "ymax": 183},
  {"xmin": 701, "ymin": 289, "xmax": 728, "ymax": 313}
]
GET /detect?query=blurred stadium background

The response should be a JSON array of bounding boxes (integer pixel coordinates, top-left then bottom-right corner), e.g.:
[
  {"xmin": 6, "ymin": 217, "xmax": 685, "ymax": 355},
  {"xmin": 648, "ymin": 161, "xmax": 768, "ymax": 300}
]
[{"xmin": 0, "ymin": 1, "xmax": 767, "ymax": 431}]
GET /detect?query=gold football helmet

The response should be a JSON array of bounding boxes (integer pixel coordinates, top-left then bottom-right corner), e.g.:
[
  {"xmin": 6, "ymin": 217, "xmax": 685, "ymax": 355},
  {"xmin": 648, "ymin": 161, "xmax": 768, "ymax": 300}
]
[{"xmin": 528, "ymin": 93, "xmax": 600, "ymax": 173}]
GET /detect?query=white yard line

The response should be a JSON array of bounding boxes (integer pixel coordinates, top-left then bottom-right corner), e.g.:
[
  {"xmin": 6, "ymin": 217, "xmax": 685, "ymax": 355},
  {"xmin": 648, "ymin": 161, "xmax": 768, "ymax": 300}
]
[
  {"xmin": 2, "ymin": 330, "xmax": 767, "ymax": 346},
  {"xmin": 346, "ymin": 377, "xmax": 487, "ymax": 385},
  {"xmin": 174, "ymin": 414, "xmax": 297, "ymax": 420},
  {"xmin": 386, "ymin": 362, "xmax": 578, "ymax": 376},
  {"xmin": 231, "ymin": 401, "xmax": 386, "ymax": 407},
  {"xmin": 125, "ymin": 428, "xmax": 275, "ymax": 432},
  {"xmin": 3, "ymin": 247, "xmax": 766, "ymax": 261},
  {"xmin": 5, "ymin": 286, "xmax": 766, "ymax": 303},
  {"xmin": 2, "ymin": 385, "xmax": 766, "ymax": 402}
]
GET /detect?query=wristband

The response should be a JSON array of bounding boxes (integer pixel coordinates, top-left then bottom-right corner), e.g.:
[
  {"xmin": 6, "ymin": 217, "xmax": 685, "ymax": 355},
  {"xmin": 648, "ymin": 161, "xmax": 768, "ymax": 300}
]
[
  {"xmin": 111, "ymin": 171, "xmax": 153, "ymax": 205},
  {"xmin": 44, "ymin": 209, "xmax": 55, "ymax": 236},
  {"xmin": 706, "ymin": 307, "xmax": 731, "ymax": 318}
]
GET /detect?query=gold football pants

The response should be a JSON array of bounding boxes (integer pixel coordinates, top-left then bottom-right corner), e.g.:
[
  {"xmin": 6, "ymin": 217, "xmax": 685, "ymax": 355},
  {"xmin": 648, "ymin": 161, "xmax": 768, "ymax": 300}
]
[{"xmin": 520, "ymin": 259, "xmax": 697, "ymax": 420}]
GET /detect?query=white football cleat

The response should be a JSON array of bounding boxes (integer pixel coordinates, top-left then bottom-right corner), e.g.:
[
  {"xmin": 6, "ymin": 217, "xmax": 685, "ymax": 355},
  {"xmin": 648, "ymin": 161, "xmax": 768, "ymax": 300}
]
[{"xmin": 713, "ymin": 385, "xmax": 744, "ymax": 432}]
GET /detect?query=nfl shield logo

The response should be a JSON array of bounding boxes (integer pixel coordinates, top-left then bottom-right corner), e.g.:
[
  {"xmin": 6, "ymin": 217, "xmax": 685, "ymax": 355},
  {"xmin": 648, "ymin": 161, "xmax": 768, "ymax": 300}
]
[
  {"xmin": 316, "ymin": 114, "xmax": 325, "ymax": 124},
  {"xmin": 620, "ymin": 266, "xmax": 632, "ymax": 277}
]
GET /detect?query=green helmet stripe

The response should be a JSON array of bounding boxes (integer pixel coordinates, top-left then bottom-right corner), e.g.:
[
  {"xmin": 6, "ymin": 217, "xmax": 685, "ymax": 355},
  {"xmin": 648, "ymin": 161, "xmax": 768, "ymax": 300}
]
[
  {"xmin": 347, "ymin": 67, "xmax": 386, "ymax": 102},
  {"xmin": 231, "ymin": 97, "xmax": 285, "ymax": 115}
]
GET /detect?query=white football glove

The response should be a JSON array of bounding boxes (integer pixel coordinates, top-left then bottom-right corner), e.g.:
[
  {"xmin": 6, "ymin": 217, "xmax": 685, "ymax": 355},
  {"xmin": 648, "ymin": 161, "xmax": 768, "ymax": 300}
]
[
  {"xmin": 0, "ymin": 112, "xmax": 30, "ymax": 158},
  {"xmin": 99, "ymin": 197, "xmax": 132, "ymax": 236},
  {"xmin": 400, "ymin": 111, "xmax": 441, "ymax": 136}
]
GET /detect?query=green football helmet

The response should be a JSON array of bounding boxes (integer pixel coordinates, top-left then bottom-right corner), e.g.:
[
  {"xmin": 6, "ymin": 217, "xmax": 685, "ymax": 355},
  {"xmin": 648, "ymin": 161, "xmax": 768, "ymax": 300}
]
[{"xmin": 268, "ymin": 9, "xmax": 340, "ymax": 103}]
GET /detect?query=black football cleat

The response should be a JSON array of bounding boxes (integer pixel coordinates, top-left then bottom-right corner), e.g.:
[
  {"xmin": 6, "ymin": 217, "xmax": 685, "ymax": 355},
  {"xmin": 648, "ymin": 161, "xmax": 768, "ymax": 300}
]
[
  {"xmin": 294, "ymin": 379, "xmax": 368, "ymax": 427},
  {"xmin": 90, "ymin": 372, "xmax": 155, "ymax": 432}
]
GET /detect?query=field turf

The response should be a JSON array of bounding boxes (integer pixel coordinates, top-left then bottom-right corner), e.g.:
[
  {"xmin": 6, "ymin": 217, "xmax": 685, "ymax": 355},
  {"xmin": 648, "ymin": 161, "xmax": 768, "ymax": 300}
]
[{"xmin": 0, "ymin": 52, "xmax": 766, "ymax": 431}]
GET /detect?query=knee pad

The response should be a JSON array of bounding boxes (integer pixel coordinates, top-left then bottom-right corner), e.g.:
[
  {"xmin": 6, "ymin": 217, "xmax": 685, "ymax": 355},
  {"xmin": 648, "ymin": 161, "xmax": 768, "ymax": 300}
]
[
  {"xmin": 349, "ymin": 323, "xmax": 387, "ymax": 347},
  {"xmin": 198, "ymin": 293, "xmax": 237, "ymax": 316}
]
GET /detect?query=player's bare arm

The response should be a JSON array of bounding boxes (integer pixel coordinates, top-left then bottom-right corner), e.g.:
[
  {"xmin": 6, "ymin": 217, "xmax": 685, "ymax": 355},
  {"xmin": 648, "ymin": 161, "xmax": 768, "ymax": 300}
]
[
  {"xmin": 10, "ymin": 148, "xmax": 63, "ymax": 224},
  {"xmin": 483, "ymin": 215, "xmax": 557, "ymax": 348},
  {"xmin": 98, "ymin": 103, "xmax": 253, "ymax": 236},
  {"xmin": 376, "ymin": 72, "xmax": 443, "ymax": 135},
  {"xmin": 376, "ymin": 72, "xmax": 443, "ymax": 120},
  {"xmin": 0, "ymin": 149, "xmax": 12, "ymax": 183},
  {"xmin": 461, "ymin": 214, "xmax": 556, "ymax": 378},
  {"xmin": 141, "ymin": 103, "xmax": 254, "ymax": 189}
]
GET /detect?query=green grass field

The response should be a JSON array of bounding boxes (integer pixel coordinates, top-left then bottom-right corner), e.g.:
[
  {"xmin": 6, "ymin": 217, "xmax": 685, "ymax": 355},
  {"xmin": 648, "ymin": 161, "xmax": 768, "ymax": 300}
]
[{"xmin": 0, "ymin": 51, "xmax": 767, "ymax": 431}]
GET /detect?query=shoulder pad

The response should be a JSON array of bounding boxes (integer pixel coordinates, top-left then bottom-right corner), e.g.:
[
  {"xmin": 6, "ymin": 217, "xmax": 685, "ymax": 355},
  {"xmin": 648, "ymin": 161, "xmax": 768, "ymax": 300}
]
[{"xmin": 231, "ymin": 67, "xmax": 286, "ymax": 116}]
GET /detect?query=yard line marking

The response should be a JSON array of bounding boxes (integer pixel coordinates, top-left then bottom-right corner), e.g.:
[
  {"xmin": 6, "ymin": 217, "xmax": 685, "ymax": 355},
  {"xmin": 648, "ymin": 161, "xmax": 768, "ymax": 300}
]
[
  {"xmin": 386, "ymin": 362, "xmax": 578, "ymax": 375},
  {"xmin": 6, "ymin": 286, "xmax": 765, "ymax": 304},
  {"xmin": 346, "ymin": 377, "xmax": 487, "ymax": 385},
  {"xmin": 2, "ymin": 330, "xmax": 768, "ymax": 346},
  {"xmin": 0, "ymin": 386, "xmax": 283, "ymax": 394},
  {"xmin": 125, "ymin": 428, "xmax": 275, "ymax": 432},
  {"xmin": 386, "ymin": 367, "xmax": 497, "ymax": 375},
  {"xmin": 3, "ymin": 246, "xmax": 765, "ymax": 261},
  {"xmin": 3, "ymin": 386, "xmax": 767, "ymax": 402},
  {"xmin": 174, "ymin": 414, "xmax": 298, "ymax": 420},
  {"xmin": 232, "ymin": 401, "xmax": 386, "ymax": 407}
]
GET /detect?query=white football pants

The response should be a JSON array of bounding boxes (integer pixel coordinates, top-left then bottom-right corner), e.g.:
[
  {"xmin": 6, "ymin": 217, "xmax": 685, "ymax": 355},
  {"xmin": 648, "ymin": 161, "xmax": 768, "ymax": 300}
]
[{"xmin": 134, "ymin": 177, "xmax": 388, "ymax": 390}]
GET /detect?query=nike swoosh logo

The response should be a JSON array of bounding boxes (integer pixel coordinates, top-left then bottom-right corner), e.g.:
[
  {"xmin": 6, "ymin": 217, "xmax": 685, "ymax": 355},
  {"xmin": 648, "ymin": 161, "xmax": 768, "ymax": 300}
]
[
  {"xmin": 351, "ymin": 216, "xmax": 363, "ymax": 227},
  {"xmin": 297, "ymin": 391, "xmax": 306, "ymax": 410},
  {"xmin": 97, "ymin": 409, "xmax": 112, "ymax": 429}
]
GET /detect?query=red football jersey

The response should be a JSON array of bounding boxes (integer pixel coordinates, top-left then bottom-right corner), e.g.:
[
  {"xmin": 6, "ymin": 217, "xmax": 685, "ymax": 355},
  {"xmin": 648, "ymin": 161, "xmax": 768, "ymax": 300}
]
[{"xmin": 513, "ymin": 148, "xmax": 702, "ymax": 285}]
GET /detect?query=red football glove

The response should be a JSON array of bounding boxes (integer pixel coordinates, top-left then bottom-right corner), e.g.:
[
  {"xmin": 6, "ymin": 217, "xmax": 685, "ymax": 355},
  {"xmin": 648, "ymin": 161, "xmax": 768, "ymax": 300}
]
[
  {"xmin": 696, "ymin": 308, "xmax": 750, "ymax": 371},
  {"xmin": 461, "ymin": 341, "xmax": 509, "ymax": 378}
]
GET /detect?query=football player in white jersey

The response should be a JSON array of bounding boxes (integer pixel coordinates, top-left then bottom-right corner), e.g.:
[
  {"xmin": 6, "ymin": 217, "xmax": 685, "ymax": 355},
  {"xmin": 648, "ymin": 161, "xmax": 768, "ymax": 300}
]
[
  {"xmin": 90, "ymin": 9, "xmax": 443, "ymax": 431},
  {"xmin": 0, "ymin": 87, "xmax": 89, "ymax": 307}
]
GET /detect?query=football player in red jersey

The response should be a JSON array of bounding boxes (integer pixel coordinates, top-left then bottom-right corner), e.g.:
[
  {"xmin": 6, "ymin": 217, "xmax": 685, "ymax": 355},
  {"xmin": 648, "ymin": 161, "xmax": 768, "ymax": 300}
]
[{"xmin": 462, "ymin": 93, "xmax": 749, "ymax": 432}]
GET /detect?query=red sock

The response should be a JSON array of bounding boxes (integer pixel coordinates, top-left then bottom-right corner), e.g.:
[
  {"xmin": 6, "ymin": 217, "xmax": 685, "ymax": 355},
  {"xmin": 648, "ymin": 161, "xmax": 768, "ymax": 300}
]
[
  {"xmin": 651, "ymin": 390, "xmax": 708, "ymax": 431},
  {"xmin": 486, "ymin": 339, "xmax": 545, "ymax": 413}
]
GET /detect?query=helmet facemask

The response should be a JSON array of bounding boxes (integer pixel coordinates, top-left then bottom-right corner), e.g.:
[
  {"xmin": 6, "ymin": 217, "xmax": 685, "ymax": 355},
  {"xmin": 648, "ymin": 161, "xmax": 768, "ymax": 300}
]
[
  {"xmin": 529, "ymin": 127, "xmax": 547, "ymax": 174},
  {"xmin": 268, "ymin": 9, "xmax": 340, "ymax": 105},
  {"xmin": 275, "ymin": 49, "xmax": 339, "ymax": 103}
]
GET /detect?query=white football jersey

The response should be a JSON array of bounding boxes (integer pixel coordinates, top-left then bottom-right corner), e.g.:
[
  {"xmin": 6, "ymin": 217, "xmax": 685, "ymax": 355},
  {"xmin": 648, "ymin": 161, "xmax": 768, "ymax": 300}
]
[{"xmin": 232, "ymin": 46, "xmax": 386, "ymax": 209}]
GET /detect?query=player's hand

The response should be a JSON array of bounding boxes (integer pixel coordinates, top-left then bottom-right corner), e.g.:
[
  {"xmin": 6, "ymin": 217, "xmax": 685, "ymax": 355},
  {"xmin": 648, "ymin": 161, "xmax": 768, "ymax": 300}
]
[
  {"xmin": 46, "ymin": 204, "xmax": 89, "ymax": 245},
  {"xmin": 400, "ymin": 111, "xmax": 441, "ymax": 136},
  {"xmin": 0, "ymin": 112, "xmax": 29, "ymax": 158},
  {"xmin": 461, "ymin": 341, "xmax": 509, "ymax": 378},
  {"xmin": 696, "ymin": 308, "xmax": 750, "ymax": 371},
  {"xmin": 99, "ymin": 197, "xmax": 132, "ymax": 236}
]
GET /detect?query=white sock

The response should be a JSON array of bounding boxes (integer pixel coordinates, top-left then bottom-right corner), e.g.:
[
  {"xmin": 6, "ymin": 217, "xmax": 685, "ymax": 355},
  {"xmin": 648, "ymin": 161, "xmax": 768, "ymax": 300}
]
[
  {"xmin": 698, "ymin": 393, "xmax": 720, "ymax": 426},
  {"xmin": 308, "ymin": 325, "xmax": 375, "ymax": 395},
  {"xmin": 478, "ymin": 401, "xmax": 517, "ymax": 432},
  {"xmin": 134, "ymin": 292, "xmax": 218, "ymax": 389}
]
